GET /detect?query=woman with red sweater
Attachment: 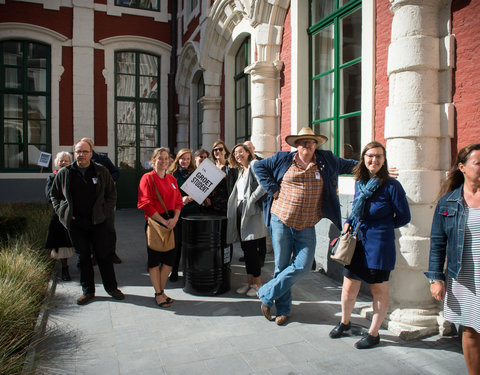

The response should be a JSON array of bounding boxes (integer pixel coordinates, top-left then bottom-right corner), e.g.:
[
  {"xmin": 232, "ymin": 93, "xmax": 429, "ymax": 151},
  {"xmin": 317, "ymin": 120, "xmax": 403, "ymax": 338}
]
[{"xmin": 138, "ymin": 148, "xmax": 183, "ymax": 307}]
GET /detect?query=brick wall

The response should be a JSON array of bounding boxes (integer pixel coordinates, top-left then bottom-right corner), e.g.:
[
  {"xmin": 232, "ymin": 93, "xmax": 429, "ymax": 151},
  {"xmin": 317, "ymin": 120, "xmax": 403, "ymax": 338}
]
[
  {"xmin": 452, "ymin": 0, "xmax": 480, "ymax": 152},
  {"xmin": 374, "ymin": 1, "xmax": 392, "ymax": 144},
  {"xmin": 279, "ymin": 8, "xmax": 291, "ymax": 151}
]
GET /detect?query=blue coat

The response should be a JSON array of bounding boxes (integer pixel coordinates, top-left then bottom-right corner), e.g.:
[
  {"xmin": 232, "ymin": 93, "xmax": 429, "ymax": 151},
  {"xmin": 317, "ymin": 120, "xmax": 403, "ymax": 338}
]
[
  {"xmin": 253, "ymin": 150, "xmax": 357, "ymax": 230},
  {"xmin": 347, "ymin": 178, "xmax": 411, "ymax": 271},
  {"xmin": 425, "ymin": 185, "xmax": 466, "ymax": 281}
]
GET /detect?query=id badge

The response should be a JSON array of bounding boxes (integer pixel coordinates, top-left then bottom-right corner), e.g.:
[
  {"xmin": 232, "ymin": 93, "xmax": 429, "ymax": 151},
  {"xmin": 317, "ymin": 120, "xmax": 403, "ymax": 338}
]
[
  {"xmin": 171, "ymin": 183, "xmax": 176, "ymax": 189},
  {"xmin": 92, "ymin": 177, "xmax": 98, "ymax": 184},
  {"xmin": 315, "ymin": 172, "xmax": 320, "ymax": 180}
]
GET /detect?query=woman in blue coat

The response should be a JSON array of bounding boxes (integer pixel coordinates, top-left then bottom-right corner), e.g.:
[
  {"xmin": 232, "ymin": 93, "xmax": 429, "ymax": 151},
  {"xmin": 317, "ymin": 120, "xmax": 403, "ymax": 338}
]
[{"xmin": 329, "ymin": 141, "xmax": 411, "ymax": 349}]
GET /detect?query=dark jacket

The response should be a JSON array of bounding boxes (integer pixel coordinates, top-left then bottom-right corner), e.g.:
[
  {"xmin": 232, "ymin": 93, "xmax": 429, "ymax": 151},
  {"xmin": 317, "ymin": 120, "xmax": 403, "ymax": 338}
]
[
  {"xmin": 253, "ymin": 150, "xmax": 357, "ymax": 230},
  {"xmin": 92, "ymin": 150, "xmax": 119, "ymax": 181},
  {"xmin": 51, "ymin": 161, "xmax": 117, "ymax": 229}
]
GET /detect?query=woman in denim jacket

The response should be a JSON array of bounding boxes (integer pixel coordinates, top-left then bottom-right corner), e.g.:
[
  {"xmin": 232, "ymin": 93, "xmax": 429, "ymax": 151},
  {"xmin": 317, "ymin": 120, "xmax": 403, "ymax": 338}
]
[{"xmin": 426, "ymin": 143, "xmax": 480, "ymax": 375}]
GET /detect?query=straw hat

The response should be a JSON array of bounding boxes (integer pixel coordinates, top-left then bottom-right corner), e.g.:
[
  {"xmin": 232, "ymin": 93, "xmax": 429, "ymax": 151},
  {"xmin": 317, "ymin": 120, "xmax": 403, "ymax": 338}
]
[{"xmin": 285, "ymin": 127, "xmax": 328, "ymax": 148}]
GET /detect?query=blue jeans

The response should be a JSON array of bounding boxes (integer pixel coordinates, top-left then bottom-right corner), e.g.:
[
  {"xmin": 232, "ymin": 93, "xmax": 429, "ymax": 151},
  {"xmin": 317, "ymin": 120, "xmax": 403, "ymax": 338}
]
[{"xmin": 257, "ymin": 214, "xmax": 316, "ymax": 315}]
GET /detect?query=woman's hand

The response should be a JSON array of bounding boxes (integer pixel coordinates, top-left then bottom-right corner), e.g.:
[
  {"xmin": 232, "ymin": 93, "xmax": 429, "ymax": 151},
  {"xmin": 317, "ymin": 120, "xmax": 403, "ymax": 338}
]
[
  {"xmin": 430, "ymin": 281, "xmax": 445, "ymax": 301},
  {"xmin": 183, "ymin": 196, "xmax": 193, "ymax": 204},
  {"xmin": 165, "ymin": 217, "xmax": 178, "ymax": 230},
  {"xmin": 343, "ymin": 223, "xmax": 351, "ymax": 233},
  {"xmin": 388, "ymin": 167, "xmax": 399, "ymax": 179}
]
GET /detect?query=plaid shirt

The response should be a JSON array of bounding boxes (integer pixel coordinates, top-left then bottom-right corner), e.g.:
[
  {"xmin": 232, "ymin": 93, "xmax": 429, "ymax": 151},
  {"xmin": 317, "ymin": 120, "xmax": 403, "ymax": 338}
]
[{"xmin": 271, "ymin": 155, "xmax": 324, "ymax": 230}]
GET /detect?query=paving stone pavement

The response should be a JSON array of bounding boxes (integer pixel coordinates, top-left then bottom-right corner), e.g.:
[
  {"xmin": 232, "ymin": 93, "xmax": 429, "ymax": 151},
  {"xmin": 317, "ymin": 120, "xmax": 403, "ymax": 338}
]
[{"xmin": 33, "ymin": 209, "xmax": 467, "ymax": 375}]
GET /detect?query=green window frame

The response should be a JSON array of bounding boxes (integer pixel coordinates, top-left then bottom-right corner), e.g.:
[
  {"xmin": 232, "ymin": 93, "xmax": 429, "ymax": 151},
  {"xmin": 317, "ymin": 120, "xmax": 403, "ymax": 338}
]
[
  {"xmin": 309, "ymin": 0, "xmax": 362, "ymax": 160},
  {"xmin": 0, "ymin": 40, "xmax": 51, "ymax": 171},
  {"xmin": 115, "ymin": 0, "xmax": 160, "ymax": 11},
  {"xmin": 115, "ymin": 51, "xmax": 161, "ymax": 170},
  {"xmin": 234, "ymin": 37, "xmax": 251, "ymax": 144}
]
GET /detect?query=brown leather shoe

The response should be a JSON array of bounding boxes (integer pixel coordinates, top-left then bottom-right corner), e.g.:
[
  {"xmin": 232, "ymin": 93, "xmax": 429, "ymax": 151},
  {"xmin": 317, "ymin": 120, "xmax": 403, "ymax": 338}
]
[
  {"xmin": 108, "ymin": 289, "xmax": 125, "ymax": 300},
  {"xmin": 261, "ymin": 303, "xmax": 273, "ymax": 321},
  {"xmin": 275, "ymin": 315, "xmax": 288, "ymax": 326},
  {"xmin": 76, "ymin": 293, "xmax": 95, "ymax": 305}
]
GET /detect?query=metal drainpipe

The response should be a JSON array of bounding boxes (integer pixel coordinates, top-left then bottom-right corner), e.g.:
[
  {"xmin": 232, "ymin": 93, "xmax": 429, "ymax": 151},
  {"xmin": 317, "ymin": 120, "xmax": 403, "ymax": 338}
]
[{"xmin": 168, "ymin": 0, "xmax": 178, "ymax": 152}]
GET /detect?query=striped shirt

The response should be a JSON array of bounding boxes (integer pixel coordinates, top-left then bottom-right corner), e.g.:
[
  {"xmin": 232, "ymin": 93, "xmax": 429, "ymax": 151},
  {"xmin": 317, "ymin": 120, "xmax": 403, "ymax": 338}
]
[
  {"xmin": 270, "ymin": 155, "xmax": 323, "ymax": 230},
  {"xmin": 444, "ymin": 206, "xmax": 480, "ymax": 332}
]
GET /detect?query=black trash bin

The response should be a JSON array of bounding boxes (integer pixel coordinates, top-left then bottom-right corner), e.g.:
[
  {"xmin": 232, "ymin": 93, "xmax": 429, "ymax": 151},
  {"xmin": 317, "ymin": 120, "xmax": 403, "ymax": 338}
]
[{"xmin": 182, "ymin": 214, "xmax": 230, "ymax": 295}]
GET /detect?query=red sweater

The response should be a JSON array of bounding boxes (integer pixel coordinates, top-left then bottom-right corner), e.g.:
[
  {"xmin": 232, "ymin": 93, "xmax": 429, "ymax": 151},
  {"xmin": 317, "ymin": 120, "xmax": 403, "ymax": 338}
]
[{"xmin": 137, "ymin": 171, "xmax": 183, "ymax": 219}]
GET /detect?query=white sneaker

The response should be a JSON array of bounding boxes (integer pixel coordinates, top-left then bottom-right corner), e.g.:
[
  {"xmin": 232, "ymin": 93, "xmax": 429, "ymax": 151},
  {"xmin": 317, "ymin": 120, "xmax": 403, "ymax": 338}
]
[
  {"xmin": 246, "ymin": 284, "xmax": 260, "ymax": 297},
  {"xmin": 236, "ymin": 284, "xmax": 250, "ymax": 294}
]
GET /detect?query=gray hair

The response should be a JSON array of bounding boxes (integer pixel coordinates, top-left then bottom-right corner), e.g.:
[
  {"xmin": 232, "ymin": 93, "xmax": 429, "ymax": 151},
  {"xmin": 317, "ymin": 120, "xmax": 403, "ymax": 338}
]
[{"xmin": 54, "ymin": 151, "xmax": 73, "ymax": 168}]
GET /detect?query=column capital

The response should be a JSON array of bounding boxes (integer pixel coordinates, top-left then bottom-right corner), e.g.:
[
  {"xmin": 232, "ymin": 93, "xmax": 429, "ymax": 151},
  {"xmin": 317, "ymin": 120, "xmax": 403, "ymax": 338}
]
[
  {"xmin": 245, "ymin": 60, "xmax": 284, "ymax": 80},
  {"xmin": 198, "ymin": 96, "xmax": 222, "ymax": 110},
  {"xmin": 390, "ymin": 0, "xmax": 452, "ymax": 13}
]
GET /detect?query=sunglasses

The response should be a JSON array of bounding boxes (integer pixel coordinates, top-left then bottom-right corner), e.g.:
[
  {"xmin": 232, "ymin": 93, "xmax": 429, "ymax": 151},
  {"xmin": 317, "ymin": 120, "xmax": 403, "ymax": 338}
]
[{"xmin": 213, "ymin": 147, "xmax": 224, "ymax": 152}]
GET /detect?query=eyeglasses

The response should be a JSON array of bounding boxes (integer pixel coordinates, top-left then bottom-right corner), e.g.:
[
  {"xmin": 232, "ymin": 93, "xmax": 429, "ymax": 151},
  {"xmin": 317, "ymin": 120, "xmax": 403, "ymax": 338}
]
[
  {"xmin": 365, "ymin": 153, "xmax": 384, "ymax": 159},
  {"xmin": 75, "ymin": 150, "xmax": 91, "ymax": 155},
  {"xmin": 213, "ymin": 147, "xmax": 224, "ymax": 152}
]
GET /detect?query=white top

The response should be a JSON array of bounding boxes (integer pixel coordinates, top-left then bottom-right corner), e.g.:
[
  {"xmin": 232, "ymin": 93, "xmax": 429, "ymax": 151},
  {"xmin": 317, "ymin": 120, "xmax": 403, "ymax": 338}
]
[{"xmin": 236, "ymin": 167, "xmax": 248, "ymax": 203}]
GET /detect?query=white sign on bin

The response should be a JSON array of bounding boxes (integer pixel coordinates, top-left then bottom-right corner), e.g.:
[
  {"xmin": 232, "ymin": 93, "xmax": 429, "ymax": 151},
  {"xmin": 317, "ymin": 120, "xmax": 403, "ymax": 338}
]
[{"xmin": 180, "ymin": 158, "xmax": 226, "ymax": 205}]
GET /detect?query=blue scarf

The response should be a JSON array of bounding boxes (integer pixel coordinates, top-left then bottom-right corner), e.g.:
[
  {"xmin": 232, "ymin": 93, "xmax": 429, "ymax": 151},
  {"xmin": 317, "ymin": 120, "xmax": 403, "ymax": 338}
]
[{"xmin": 350, "ymin": 178, "xmax": 381, "ymax": 221}]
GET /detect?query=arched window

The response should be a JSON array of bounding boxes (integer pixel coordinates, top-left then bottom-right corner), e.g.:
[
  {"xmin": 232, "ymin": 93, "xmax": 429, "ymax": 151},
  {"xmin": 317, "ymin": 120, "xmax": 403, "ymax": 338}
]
[
  {"xmin": 1, "ymin": 40, "xmax": 51, "ymax": 171},
  {"xmin": 309, "ymin": 0, "xmax": 361, "ymax": 160},
  {"xmin": 234, "ymin": 37, "xmax": 251, "ymax": 144}
]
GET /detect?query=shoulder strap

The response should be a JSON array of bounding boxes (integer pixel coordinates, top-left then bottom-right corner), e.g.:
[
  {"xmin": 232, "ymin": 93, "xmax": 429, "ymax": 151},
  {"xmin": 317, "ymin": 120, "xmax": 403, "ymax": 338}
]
[{"xmin": 149, "ymin": 173, "xmax": 170, "ymax": 218}]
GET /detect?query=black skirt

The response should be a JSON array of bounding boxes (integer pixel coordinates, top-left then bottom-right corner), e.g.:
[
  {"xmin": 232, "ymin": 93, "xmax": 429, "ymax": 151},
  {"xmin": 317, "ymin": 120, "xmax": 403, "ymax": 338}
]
[
  {"xmin": 344, "ymin": 240, "xmax": 390, "ymax": 284},
  {"xmin": 44, "ymin": 212, "xmax": 71, "ymax": 249}
]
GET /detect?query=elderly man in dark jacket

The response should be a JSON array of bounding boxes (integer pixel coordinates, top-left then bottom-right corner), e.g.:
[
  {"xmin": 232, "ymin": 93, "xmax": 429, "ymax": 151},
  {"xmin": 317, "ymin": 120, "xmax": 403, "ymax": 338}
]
[{"xmin": 51, "ymin": 140, "xmax": 124, "ymax": 305}]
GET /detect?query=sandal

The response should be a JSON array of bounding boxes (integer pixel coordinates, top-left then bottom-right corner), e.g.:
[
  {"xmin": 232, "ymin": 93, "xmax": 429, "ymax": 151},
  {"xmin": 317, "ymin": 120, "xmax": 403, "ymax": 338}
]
[{"xmin": 154, "ymin": 291, "xmax": 171, "ymax": 308}]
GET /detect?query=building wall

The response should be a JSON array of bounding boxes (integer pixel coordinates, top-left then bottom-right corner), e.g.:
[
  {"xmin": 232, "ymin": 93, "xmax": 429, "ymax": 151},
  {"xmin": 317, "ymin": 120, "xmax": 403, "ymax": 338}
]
[
  {"xmin": 452, "ymin": 0, "xmax": 480, "ymax": 152},
  {"xmin": 279, "ymin": 8, "xmax": 291, "ymax": 152}
]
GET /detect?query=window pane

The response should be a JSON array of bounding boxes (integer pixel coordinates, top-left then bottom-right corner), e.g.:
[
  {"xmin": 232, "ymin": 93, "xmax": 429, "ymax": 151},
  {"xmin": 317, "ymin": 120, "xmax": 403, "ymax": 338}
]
[
  {"xmin": 236, "ymin": 110, "xmax": 246, "ymax": 139},
  {"xmin": 118, "ymin": 146, "xmax": 136, "ymax": 169},
  {"xmin": 27, "ymin": 43, "xmax": 48, "ymax": 68},
  {"xmin": 340, "ymin": 61, "xmax": 361, "ymax": 115},
  {"xmin": 247, "ymin": 105, "xmax": 251, "ymax": 136},
  {"xmin": 4, "ymin": 119, "xmax": 23, "ymax": 143},
  {"xmin": 28, "ymin": 119, "xmax": 46, "ymax": 143},
  {"xmin": 312, "ymin": 73, "xmax": 334, "ymax": 120},
  {"xmin": 5, "ymin": 67, "xmax": 22, "ymax": 89},
  {"xmin": 341, "ymin": 8, "xmax": 362, "ymax": 64},
  {"xmin": 4, "ymin": 94, "xmax": 23, "ymax": 118},
  {"xmin": 28, "ymin": 68, "xmax": 46, "ymax": 91},
  {"xmin": 139, "ymin": 54, "xmax": 158, "ymax": 75},
  {"xmin": 28, "ymin": 96, "xmax": 46, "ymax": 121},
  {"xmin": 116, "ymin": 52, "xmax": 136, "ymax": 74},
  {"xmin": 313, "ymin": 121, "xmax": 334, "ymax": 152},
  {"xmin": 117, "ymin": 124, "xmax": 136, "ymax": 146},
  {"xmin": 236, "ymin": 79, "xmax": 245, "ymax": 107},
  {"xmin": 139, "ymin": 103, "xmax": 158, "ymax": 125},
  {"xmin": 339, "ymin": 0, "xmax": 355, "ymax": 8},
  {"xmin": 140, "ymin": 76, "xmax": 158, "ymax": 98},
  {"xmin": 236, "ymin": 40, "xmax": 249, "ymax": 74},
  {"xmin": 5, "ymin": 144, "xmax": 21, "ymax": 168},
  {"xmin": 340, "ymin": 116, "xmax": 361, "ymax": 160},
  {"xmin": 117, "ymin": 101, "xmax": 136, "ymax": 124},
  {"xmin": 140, "ymin": 147, "xmax": 155, "ymax": 169},
  {"xmin": 311, "ymin": 0, "xmax": 334, "ymax": 24},
  {"xmin": 140, "ymin": 125, "xmax": 157, "ymax": 147},
  {"xmin": 117, "ymin": 74, "xmax": 136, "ymax": 97},
  {"xmin": 27, "ymin": 144, "xmax": 47, "ymax": 169},
  {"xmin": 313, "ymin": 25, "xmax": 334, "ymax": 76},
  {"xmin": 3, "ymin": 41, "xmax": 22, "ymax": 65}
]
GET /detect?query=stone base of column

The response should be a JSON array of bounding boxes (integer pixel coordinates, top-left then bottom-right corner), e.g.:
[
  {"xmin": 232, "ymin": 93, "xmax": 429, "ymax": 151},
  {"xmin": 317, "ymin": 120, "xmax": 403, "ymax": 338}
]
[{"xmin": 359, "ymin": 306, "xmax": 443, "ymax": 340}]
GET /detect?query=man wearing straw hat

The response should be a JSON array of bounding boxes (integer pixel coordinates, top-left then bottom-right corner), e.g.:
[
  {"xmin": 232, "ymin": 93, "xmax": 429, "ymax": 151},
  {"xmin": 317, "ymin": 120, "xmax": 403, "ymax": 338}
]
[{"xmin": 253, "ymin": 127, "xmax": 357, "ymax": 325}]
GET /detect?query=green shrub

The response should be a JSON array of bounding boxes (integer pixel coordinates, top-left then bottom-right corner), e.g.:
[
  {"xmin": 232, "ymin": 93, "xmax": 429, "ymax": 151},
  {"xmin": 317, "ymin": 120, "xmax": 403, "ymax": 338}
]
[{"xmin": 0, "ymin": 203, "xmax": 53, "ymax": 375}]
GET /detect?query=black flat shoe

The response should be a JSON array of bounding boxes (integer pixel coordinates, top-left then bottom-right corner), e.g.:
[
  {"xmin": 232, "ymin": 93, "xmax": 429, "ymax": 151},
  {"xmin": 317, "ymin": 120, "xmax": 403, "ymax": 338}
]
[
  {"xmin": 329, "ymin": 322, "xmax": 351, "ymax": 338},
  {"xmin": 61, "ymin": 266, "xmax": 71, "ymax": 281},
  {"xmin": 355, "ymin": 333, "xmax": 380, "ymax": 349}
]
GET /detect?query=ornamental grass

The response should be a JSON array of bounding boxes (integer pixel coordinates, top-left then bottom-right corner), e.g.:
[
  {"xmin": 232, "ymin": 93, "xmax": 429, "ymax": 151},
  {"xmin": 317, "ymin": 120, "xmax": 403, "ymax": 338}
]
[{"xmin": 0, "ymin": 202, "xmax": 53, "ymax": 375}]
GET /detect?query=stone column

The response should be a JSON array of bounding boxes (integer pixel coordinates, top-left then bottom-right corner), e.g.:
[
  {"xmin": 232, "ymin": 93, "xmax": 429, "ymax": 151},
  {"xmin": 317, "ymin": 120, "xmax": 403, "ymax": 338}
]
[
  {"xmin": 198, "ymin": 95, "xmax": 222, "ymax": 149},
  {"xmin": 245, "ymin": 61, "xmax": 283, "ymax": 158},
  {"xmin": 175, "ymin": 113, "xmax": 189, "ymax": 151},
  {"xmin": 381, "ymin": 0, "xmax": 454, "ymax": 339},
  {"xmin": 72, "ymin": 0, "xmax": 95, "ymax": 141}
]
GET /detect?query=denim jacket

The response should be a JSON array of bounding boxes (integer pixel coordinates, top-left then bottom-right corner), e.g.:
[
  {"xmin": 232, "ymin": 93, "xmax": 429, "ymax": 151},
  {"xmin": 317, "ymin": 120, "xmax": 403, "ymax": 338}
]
[{"xmin": 425, "ymin": 185, "xmax": 465, "ymax": 281}]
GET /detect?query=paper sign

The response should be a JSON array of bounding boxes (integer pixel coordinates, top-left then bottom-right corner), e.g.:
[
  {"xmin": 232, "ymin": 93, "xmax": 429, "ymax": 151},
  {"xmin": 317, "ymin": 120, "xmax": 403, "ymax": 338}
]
[
  {"xmin": 37, "ymin": 152, "xmax": 52, "ymax": 167},
  {"xmin": 180, "ymin": 158, "xmax": 226, "ymax": 204}
]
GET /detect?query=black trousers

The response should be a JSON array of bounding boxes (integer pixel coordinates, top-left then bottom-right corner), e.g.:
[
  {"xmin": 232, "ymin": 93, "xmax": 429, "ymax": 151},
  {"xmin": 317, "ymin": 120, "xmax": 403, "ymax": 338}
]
[
  {"xmin": 241, "ymin": 238, "xmax": 263, "ymax": 278},
  {"xmin": 69, "ymin": 220, "xmax": 118, "ymax": 294}
]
